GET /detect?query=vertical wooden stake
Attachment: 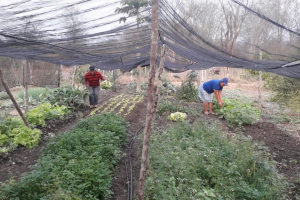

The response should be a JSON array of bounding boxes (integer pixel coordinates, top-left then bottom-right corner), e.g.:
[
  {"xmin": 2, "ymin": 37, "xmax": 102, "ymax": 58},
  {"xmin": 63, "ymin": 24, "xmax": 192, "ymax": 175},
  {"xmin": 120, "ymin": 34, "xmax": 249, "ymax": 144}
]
[
  {"xmin": 23, "ymin": 60, "xmax": 29, "ymax": 112},
  {"xmin": 0, "ymin": 68, "xmax": 30, "ymax": 128},
  {"xmin": 59, "ymin": 64, "xmax": 63, "ymax": 87},
  {"xmin": 138, "ymin": 0, "xmax": 159, "ymax": 199},
  {"xmin": 259, "ymin": 51, "xmax": 263, "ymax": 110},
  {"xmin": 153, "ymin": 44, "xmax": 166, "ymax": 111},
  {"xmin": 136, "ymin": 65, "xmax": 142, "ymax": 92},
  {"xmin": 72, "ymin": 66, "xmax": 77, "ymax": 88}
]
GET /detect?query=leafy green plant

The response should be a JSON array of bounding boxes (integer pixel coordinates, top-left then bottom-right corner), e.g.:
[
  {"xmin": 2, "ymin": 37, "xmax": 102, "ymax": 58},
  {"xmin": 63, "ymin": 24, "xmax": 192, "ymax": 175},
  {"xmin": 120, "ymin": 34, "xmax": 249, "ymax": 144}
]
[
  {"xmin": 145, "ymin": 121, "xmax": 287, "ymax": 199},
  {"xmin": 0, "ymin": 117, "xmax": 24, "ymax": 135},
  {"xmin": 213, "ymin": 97, "xmax": 261, "ymax": 127},
  {"xmin": 168, "ymin": 112, "xmax": 187, "ymax": 122},
  {"xmin": 9, "ymin": 126, "xmax": 41, "ymax": 148},
  {"xmin": 40, "ymin": 86, "xmax": 88, "ymax": 110},
  {"xmin": 25, "ymin": 103, "xmax": 70, "ymax": 127},
  {"xmin": 0, "ymin": 132, "xmax": 9, "ymax": 146},
  {"xmin": 100, "ymin": 80, "xmax": 112, "ymax": 89},
  {"xmin": 176, "ymin": 70, "xmax": 199, "ymax": 102},
  {"xmin": 161, "ymin": 78, "xmax": 177, "ymax": 96},
  {"xmin": 0, "ymin": 117, "xmax": 41, "ymax": 149}
]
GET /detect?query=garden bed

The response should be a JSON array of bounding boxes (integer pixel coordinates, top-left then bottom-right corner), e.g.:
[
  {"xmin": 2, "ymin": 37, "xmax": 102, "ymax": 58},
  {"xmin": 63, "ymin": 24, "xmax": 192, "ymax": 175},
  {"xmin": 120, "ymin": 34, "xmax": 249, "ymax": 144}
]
[{"xmin": 0, "ymin": 86, "xmax": 300, "ymax": 199}]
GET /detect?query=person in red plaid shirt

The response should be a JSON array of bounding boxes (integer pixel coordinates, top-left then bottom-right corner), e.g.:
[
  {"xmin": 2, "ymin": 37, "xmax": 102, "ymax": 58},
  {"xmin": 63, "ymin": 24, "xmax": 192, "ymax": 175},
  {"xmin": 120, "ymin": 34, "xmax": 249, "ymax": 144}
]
[{"xmin": 84, "ymin": 66, "xmax": 106, "ymax": 108}]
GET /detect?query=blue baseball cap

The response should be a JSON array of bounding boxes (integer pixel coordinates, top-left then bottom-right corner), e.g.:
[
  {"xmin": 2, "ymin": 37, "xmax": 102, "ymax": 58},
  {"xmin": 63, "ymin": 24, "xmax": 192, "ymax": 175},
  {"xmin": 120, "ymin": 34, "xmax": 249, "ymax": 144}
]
[
  {"xmin": 220, "ymin": 78, "xmax": 228, "ymax": 86},
  {"xmin": 89, "ymin": 66, "xmax": 95, "ymax": 70}
]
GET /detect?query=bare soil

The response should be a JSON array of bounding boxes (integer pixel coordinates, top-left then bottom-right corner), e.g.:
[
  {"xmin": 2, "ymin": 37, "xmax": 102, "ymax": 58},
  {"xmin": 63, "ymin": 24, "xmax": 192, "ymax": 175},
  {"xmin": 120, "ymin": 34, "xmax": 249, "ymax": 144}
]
[{"xmin": 0, "ymin": 82, "xmax": 300, "ymax": 199}]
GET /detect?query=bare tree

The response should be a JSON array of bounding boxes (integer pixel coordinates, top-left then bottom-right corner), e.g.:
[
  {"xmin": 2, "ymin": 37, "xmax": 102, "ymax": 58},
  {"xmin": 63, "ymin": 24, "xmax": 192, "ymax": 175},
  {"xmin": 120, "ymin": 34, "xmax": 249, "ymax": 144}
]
[
  {"xmin": 219, "ymin": 0, "xmax": 250, "ymax": 54},
  {"xmin": 180, "ymin": 0, "xmax": 222, "ymax": 43},
  {"xmin": 219, "ymin": 0, "xmax": 251, "ymax": 77},
  {"xmin": 116, "ymin": 0, "xmax": 149, "ymax": 92}
]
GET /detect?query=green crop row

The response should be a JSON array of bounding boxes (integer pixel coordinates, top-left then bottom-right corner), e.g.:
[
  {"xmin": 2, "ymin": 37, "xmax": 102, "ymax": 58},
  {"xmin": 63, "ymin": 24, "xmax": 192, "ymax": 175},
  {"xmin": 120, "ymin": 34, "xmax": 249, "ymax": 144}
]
[
  {"xmin": 0, "ymin": 113, "xmax": 127, "ymax": 200},
  {"xmin": 90, "ymin": 94, "xmax": 143, "ymax": 117},
  {"xmin": 145, "ymin": 121, "xmax": 286, "ymax": 199}
]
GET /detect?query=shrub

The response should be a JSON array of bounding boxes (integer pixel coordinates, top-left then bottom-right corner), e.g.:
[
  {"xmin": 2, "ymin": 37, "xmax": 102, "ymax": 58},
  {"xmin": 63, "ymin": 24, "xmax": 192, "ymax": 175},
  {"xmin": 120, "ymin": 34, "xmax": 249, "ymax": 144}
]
[
  {"xmin": 175, "ymin": 71, "xmax": 199, "ymax": 102},
  {"xmin": 264, "ymin": 73, "xmax": 300, "ymax": 113}
]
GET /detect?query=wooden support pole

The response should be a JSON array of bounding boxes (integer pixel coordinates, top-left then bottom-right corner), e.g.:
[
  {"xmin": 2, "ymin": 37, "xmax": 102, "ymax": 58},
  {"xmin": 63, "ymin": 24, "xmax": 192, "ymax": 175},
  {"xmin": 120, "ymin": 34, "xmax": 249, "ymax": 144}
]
[
  {"xmin": 59, "ymin": 64, "xmax": 63, "ymax": 87},
  {"xmin": 23, "ymin": 60, "xmax": 29, "ymax": 112},
  {"xmin": 136, "ymin": 65, "xmax": 142, "ymax": 92},
  {"xmin": 153, "ymin": 44, "xmax": 166, "ymax": 112},
  {"xmin": 72, "ymin": 65, "xmax": 77, "ymax": 88},
  {"xmin": 0, "ymin": 68, "xmax": 30, "ymax": 127},
  {"xmin": 138, "ymin": 0, "xmax": 159, "ymax": 199},
  {"xmin": 258, "ymin": 51, "xmax": 263, "ymax": 110}
]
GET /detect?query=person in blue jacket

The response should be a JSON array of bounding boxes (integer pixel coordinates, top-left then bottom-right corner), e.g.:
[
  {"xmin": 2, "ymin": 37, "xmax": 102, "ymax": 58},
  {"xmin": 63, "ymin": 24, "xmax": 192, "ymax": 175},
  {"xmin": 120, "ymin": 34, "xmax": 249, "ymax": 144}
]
[{"xmin": 199, "ymin": 78, "xmax": 228, "ymax": 115}]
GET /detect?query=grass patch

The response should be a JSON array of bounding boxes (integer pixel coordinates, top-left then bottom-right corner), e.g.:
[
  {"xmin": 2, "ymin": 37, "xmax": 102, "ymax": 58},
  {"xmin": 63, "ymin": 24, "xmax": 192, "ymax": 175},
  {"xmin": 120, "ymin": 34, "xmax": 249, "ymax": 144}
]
[{"xmin": 145, "ymin": 121, "xmax": 287, "ymax": 199}]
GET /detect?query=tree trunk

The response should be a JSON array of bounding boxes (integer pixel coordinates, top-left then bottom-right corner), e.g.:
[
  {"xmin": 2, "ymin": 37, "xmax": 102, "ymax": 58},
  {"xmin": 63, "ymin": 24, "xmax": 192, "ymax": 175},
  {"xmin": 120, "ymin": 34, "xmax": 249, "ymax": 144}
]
[
  {"xmin": 138, "ymin": 0, "xmax": 159, "ymax": 199},
  {"xmin": 0, "ymin": 68, "xmax": 30, "ymax": 128}
]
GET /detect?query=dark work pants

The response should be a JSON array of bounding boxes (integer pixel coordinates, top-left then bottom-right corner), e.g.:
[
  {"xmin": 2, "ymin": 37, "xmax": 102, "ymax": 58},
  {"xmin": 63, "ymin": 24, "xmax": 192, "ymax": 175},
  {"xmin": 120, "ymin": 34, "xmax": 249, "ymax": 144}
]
[{"xmin": 88, "ymin": 86, "xmax": 100, "ymax": 106}]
